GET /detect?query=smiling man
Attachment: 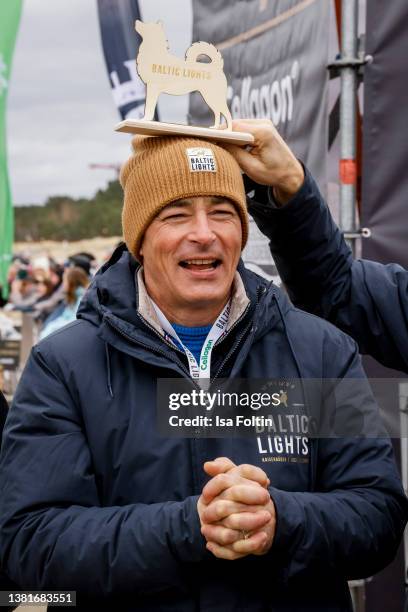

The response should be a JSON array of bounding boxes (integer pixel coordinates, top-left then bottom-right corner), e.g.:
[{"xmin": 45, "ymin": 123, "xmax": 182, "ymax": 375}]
[
  {"xmin": 139, "ymin": 194, "xmax": 242, "ymax": 325},
  {"xmin": 121, "ymin": 137, "xmax": 248, "ymax": 329},
  {"xmin": 0, "ymin": 134, "xmax": 406, "ymax": 611}
]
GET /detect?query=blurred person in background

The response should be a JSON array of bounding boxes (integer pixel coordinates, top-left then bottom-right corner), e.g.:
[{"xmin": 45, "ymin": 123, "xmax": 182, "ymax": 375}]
[
  {"xmin": 32, "ymin": 261, "xmax": 65, "ymax": 323},
  {"xmin": 39, "ymin": 266, "xmax": 89, "ymax": 339},
  {"xmin": 72, "ymin": 251, "xmax": 96, "ymax": 272},
  {"xmin": 38, "ymin": 257, "xmax": 92, "ymax": 329},
  {"xmin": 67, "ymin": 252, "xmax": 94, "ymax": 277},
  {"xmin": 6, "ymin": 269, "xmax": 41, "ymax": 311}
]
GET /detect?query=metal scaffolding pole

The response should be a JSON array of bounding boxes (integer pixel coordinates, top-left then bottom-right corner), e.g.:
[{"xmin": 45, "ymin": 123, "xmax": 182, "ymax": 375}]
[
  {"xmin": 339, "ymin": 0, "xmax": 358, "ymax": 256},
  {"xmin": 339, "ymin": 3, "xmax": 367, "ymax": 609}
]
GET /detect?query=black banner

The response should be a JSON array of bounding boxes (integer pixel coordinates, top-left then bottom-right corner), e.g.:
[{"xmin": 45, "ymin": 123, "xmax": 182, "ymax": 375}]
[
  {"xmin": 96, "ymin": 0, "xmax": 147, "ymax": 120},
  {"xmin": 361, "ymin": 5, "xmax": 408, "ymax": 611},
  {"xmin": 189, "ymin": 0, "xmax": 330, "ymax": 190},
  {"xmin": 361, "ymin": 1, "xmax": 408, "ymax": 269}
]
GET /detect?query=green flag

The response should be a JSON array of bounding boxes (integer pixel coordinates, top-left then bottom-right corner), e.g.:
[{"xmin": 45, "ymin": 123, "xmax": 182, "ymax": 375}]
[{"xmin": 0, "ymin": 1, "xmax": 23, "ymax": 299}]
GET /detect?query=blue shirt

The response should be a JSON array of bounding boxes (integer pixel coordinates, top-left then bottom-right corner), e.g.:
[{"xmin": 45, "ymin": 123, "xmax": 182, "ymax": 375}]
[{"xmin": 171, "ymin": 323, "xmax": 212, "ymax": 364}]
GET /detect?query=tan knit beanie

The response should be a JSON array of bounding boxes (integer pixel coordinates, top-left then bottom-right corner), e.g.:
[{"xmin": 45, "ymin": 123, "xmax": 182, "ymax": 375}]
[{"xmin": 120, "ymin": 136, "xmax": 248, "ymax": 260}]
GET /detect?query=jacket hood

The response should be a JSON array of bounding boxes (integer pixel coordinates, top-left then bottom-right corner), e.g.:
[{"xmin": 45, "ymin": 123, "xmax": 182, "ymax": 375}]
[{"xmin": 77, "ymin": 243, "xmax": 140, "ymax": 329}]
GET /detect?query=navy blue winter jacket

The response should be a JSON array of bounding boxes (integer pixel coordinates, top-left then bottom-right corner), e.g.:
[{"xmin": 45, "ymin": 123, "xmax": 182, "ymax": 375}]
[
  {"xmin": 0, "ymin": 247, "xmax": 406, "ymax": 611},
  {"xmin": 247, "ymin": 169, "xmax": 408, "ymax": 374}
]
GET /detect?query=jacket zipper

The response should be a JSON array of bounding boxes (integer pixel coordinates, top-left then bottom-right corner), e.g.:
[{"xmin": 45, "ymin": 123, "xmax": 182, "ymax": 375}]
[
  {"xmin": 136, "ymin": 305, "xmax": 253, "ymax": 385},
  {"xmin": 105, "ymin": 282, "xmax": 266, "ymax": 385},
  {"xmin": 212, "ymin": 320, "xmax": 253, "ymax": 383},
  {"xmin": 212, "ymin": 284, "xmax": 266, "ymax": 382}
]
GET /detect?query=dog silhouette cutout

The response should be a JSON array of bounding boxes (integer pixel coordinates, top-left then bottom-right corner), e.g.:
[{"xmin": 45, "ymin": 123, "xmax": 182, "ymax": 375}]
[{"xmin": 135, "ymin": 20, "xmax": 233, "ymax": 130}]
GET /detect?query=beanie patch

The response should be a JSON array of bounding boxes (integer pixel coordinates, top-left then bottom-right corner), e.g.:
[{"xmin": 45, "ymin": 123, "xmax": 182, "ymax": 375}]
[{"xmin": 185, "ymin": 147, "xmax": 217, "ymax": 173}]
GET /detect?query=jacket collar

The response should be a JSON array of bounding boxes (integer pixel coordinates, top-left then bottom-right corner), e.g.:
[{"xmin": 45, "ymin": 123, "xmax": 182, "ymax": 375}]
[
  {"xmin": 77, "ymin": 244, "xmax": 287, "ymax": 351},
  {"xmin": 135, "ymin": 267, "xmax": 250, "ymax": 337}
]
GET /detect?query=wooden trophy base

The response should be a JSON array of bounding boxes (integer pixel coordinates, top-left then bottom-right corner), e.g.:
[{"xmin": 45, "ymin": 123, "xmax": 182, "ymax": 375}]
[{"xmin": 114, "ymin": 119, "xmax": 254, "ymax": 146}]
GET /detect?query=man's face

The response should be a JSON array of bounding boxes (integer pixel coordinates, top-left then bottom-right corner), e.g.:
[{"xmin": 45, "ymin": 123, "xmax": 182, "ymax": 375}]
[{"xmin": 139, "ymin": 196, "xmax": 242, "ymax": 320}]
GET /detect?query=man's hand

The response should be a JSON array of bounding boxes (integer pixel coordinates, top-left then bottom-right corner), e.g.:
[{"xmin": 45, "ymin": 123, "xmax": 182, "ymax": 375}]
[
  {"xmin": 201, "ymin": 457, "xmax": 270, "ymax": 497},
  {"xmin": 223, "ymin": 118, "xmax": 304, "ymax": 205},
  {"xmin": 197, "ymin": 457, "xmax": 276, "ymax": 560}
]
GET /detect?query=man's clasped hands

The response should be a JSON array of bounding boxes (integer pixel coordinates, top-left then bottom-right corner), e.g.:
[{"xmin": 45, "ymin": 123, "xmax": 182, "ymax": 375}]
[{"xmin": 197, "ymin": 457, "xmax": 276, "ymax": 560}]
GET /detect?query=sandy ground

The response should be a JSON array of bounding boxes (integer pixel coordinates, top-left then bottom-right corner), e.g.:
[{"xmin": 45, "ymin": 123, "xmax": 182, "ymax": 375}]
[{"xmin": 13, "ymin": 236, "xmax": 122, "ymax": 265}]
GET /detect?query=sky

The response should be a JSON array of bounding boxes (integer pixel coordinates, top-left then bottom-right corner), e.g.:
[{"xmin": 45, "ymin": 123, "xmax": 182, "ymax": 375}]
[{"xmin": 7, "ymin": 0, "xmax": 192, "ymax": 206}]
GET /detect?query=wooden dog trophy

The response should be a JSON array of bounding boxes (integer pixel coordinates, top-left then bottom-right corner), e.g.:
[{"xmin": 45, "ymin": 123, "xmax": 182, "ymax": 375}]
[{"xmin": 115, "ymin": 20, "xmax": 253, "ymax": 146}]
